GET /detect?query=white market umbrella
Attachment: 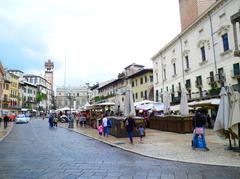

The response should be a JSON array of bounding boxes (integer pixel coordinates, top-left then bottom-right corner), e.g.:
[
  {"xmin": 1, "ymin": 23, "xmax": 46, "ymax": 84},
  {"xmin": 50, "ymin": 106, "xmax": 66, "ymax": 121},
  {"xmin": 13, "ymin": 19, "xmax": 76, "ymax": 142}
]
[
  {"xmin": 124, "ymin": 85, "xmax": 136, "ymax": 116},
  {"xmin": 214, "ymin": 87, "xmax": 231, "ymax": 137},
  {"xmin": 180, "ymin": 88, "xmax": 189, "ymax": 116},
  {"xmin": 228, "ymin": 87, "xmax": 240, "ymax": 136},
  {"xmin": 163, "ymin": 91, "xmax": 171, "ymax": 114}
]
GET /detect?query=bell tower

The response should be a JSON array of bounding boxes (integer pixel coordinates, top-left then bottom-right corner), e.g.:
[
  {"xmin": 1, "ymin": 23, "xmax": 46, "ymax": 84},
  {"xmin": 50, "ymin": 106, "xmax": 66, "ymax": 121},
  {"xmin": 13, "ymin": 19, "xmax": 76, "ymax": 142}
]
[{"xmin": 44, "ymin": 59, "xmax": 54, "ymax": 90}]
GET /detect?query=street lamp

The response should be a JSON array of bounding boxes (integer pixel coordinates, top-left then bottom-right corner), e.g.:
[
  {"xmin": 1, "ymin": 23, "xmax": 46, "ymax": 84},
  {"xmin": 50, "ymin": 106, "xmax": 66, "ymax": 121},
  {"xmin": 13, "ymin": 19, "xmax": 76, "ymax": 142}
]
[{"xmin": 67, "ymin": 92, "xmax": 74, "ymax": 128}]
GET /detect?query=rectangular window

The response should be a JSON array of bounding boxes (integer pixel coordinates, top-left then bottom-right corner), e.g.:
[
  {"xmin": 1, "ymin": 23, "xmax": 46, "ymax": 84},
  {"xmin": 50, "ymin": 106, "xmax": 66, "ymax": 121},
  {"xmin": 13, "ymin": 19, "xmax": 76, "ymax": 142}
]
[
  {"xmin": 140, "ymin": 78, "xmax": 143, "ymax": 84},
  {"xmin": 135, "ymin": 92, "xmax": 138, "ymax": 99},
  {"xmin": 196, "ymin": 76, "xmax": 202, "ymax": 86},
  {"xmin": 141, "ymin": 91, "xmax": 143, "ymax": 98},
  {"xmin": 173, "ymin": 63, "xmax": 176, "ymax": 75},
  {"xmin": 209, "ymin": 71, "xmax": 214, "ymax": 83},
  {"xmin": 150, "ymin": 76, "xmax": 153, "ymax": 82},
  {"xmin": 163, "ymin": 69, "xmax": 166, "ymax": 79},
  {"xmin": 145, "ymin": 76, "xmax": 147, "ymax": 83},
  {"xmin": 131, "ymin": 81, "xmax": 134, "ymax": 87},
  {"xmin": 156, "ymin": 90, "xmax": 159, "ymax": 102},
  {"xmin": 200, "ymin": 46, "xmax": 206, "ymax": 61},
  {"xmin": 156, "ymin": 73, "xmax": 158, "ymax": 83},
  {"xmin": 135, "ymin": 79, "xmax": 138, "ymax": 86},
  {"xmin": 172, "ymin": 84, "xmax": 174, "ymax": 93},
  {"xmin": 185, "ymin": 55, "xmax": 189, "ymax": 69},
  {"xmin": 145, "ymin": 90, "xmax": 147, "ymax": 99},
  {"xmin": 233, "ymin": 63, "xmax": 240, "ymax": 76},
  {"xmin": 222, "ymin": 33, "xmax": 229, "ymax": 52},
  {"xmin": 186, "ymin": 79, "xmax": 191, "ymax": 89}
]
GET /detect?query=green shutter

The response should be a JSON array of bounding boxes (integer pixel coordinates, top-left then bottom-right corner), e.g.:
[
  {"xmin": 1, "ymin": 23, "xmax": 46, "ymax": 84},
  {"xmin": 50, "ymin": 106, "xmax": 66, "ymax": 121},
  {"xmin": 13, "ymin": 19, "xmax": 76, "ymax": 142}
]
[{"xmin": 233, "ymin": 63, "xmax": 240, "ymax": 76}]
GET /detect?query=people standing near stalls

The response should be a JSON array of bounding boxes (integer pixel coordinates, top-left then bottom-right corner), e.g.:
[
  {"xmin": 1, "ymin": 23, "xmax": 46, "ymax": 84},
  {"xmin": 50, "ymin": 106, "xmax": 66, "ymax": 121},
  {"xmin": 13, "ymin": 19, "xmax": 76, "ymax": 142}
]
[
  {"xmin": 97, "ymin": 123, "xmax": 103, "ymax": 137},
  {"xmin": 102, "ymin": 114, "xmax": 109, "ymax": 137},
  {"xmin": 138, "ymin": 125, "xmax": 145, "ymax": 143},
  {"xmin": 192, "ymin": 109, "xmax": 209, "ymax": 151},
  {"xmin": 125, "ymin": 115, "xmax": 136, "ymax": 144}
]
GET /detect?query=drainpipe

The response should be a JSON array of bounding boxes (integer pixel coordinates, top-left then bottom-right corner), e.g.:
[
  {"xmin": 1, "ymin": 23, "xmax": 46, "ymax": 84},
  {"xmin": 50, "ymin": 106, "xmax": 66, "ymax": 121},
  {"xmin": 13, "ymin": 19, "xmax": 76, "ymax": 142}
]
[
  {"xmin": 160, "ymin": 53, "xmax": 164, "ymax": 102},
  {"xmin": 209, "ymin": 13, "xmax": 218, "ymax": 74},
  {"xmin": 179, "ymin": 36, "xmax": 185, "ymax": 84}
]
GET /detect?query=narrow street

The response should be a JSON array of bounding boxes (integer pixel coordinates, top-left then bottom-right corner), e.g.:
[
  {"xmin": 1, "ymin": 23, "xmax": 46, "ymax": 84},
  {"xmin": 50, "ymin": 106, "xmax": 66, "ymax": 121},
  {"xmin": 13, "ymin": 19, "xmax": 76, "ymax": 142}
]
[{"xmin": 0, "ymin": 118, "xmax": 239, "ymax": 179}]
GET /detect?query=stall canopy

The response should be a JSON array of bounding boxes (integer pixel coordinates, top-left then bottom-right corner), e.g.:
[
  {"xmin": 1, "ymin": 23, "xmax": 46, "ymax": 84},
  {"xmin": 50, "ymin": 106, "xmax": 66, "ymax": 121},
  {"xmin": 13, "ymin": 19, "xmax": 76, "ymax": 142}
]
[
  {"xmin": 134, "ymin": 100, "xmax": 154, "ymax": 107},
  {"xmin": 188, "ymin": 98, "xmax": 220, "ymax": 108},
  {"xmin": 135, "ymin": 102, "xmax": 164, "ymax": 111},
  {"xmin": 56, "ymin": 106, "xmax": 70, "ymax": 112}
]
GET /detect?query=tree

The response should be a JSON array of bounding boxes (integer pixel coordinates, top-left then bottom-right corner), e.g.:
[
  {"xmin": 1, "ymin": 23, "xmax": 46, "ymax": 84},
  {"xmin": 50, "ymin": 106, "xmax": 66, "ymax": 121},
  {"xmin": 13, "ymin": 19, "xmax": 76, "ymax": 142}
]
[{"xmin": 36, "ymin": 92, "xmax": 47, "ymax": 103}]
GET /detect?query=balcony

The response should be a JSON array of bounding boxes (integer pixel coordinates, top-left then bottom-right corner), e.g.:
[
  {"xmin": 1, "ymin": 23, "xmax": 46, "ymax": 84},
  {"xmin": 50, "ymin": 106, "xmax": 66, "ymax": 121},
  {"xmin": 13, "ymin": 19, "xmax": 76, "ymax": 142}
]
[
  {"xmin": 184, "ymin": 67, "xmax": 191, "ymax": 73},
  {"xmin": 206, "ymin": 76, "xmax": 215, "ymax": 85},
  {"xmin": 231, "ymin": 69, "xmax": 240, "ymax": 78},
  {"xmin": 234, "ymin": 50, "xmax": 240, "ymax": 57},
  {"xmin": 195, "ymin": 80, "xmax": 202, "ymax": 88},
  {"xmin": 185, "ymin": 83, "xmax": 191, "ymax": 90},
  {"xmin": 215, "ymin": 73, "xmax": 226, "ymax": 82},
  {"xmin": 232, "ymin": 83, "xmax": 240, "ymax": 92}
]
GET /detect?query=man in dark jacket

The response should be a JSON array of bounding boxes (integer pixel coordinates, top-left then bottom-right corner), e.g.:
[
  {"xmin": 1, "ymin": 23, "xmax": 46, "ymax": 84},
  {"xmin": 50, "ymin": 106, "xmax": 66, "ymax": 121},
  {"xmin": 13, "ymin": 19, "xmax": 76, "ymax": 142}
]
[
  {"xmin": 125, "ymin": 115, "xmax": 136, "ymax": 144},
  {"xmin": 3, "ymin": 115, "xmax": 9, "ymax": 128}
]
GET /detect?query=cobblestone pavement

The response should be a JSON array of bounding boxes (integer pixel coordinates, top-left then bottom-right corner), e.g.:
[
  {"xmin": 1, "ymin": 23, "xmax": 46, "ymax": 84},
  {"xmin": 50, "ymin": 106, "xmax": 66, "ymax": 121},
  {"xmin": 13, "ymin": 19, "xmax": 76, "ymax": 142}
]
[
  {"xmin": 0, "ymin": 118, "xmax": 239, "ymax": 179},
  {"xmin": 59, "ymin": 123, "xmax": 240, "ymax": 167},
  {"xmin": 0, "ymin": 121, "xmax": 14, "ymax": 142}
]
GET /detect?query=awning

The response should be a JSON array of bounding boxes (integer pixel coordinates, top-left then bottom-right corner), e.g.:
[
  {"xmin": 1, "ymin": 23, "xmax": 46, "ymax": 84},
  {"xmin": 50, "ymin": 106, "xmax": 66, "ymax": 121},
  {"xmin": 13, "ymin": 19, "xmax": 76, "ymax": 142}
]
[{"xmin": 188, "ymin": 98, "xmax": 220, "ymax": 108}]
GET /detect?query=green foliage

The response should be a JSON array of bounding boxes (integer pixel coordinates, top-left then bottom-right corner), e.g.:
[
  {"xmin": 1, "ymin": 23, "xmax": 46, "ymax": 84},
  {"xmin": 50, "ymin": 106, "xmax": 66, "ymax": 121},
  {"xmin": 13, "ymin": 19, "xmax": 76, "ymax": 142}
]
[
  {"xmin": 209, "ymin": 82, "xmax": 220, "ymax": 96},
  {"xmin": 36, "ymin": 92, "xmax": 47, "ymax": 102}
]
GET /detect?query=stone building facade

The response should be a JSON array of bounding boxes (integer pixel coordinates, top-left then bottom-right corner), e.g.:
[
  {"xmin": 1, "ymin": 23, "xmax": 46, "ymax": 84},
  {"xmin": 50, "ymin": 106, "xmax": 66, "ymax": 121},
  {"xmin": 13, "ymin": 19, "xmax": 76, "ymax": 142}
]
[{"xmin": 152, "ymin": 0, "xmax": 240, "ymax": 103}]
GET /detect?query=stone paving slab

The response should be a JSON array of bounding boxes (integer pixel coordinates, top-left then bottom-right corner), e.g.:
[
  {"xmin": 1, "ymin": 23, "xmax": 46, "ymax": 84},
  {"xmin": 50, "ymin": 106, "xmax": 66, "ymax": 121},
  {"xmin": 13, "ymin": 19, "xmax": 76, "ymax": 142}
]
[{"xmin": 59, "ymin": 123, "xmax": 240, "ymax": 167}]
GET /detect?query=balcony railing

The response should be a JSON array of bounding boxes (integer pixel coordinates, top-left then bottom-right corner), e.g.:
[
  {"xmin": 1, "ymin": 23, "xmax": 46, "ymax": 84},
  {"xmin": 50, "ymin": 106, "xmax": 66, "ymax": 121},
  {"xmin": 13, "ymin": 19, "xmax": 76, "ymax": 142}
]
[
  {"xmin": 185, "ymin": 83, "xmax": 191, "ymax": 89},
  {"xmin": 215, "ymin": 73, "xmax": 226, "ymax": 82},
  {"xmin": 206, "ymin": 76, "xmax": 215, "ymax": 84},
  {"xmin": 195, "ymin": 80, "xmax": 202, "ymax": 88}
]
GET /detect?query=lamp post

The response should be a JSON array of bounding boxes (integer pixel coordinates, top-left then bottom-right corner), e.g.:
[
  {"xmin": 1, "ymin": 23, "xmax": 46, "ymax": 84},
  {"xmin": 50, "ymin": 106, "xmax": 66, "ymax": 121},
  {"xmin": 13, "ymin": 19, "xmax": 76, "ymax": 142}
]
[{"xmin": 68, "ymin": 92, "xmax": 74, "ymax": 128}]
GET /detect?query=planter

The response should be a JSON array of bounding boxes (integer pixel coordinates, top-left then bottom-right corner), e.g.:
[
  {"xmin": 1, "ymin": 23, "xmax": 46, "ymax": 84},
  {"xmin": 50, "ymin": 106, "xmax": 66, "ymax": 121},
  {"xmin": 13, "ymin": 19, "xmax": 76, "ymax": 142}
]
[
  {"xmin": 108, "ymin": 116, "xmax": 145, "ymax": 138},
  {"xmin": 149, "ymin": 115, "xmax": 193, "ymax": 133}
]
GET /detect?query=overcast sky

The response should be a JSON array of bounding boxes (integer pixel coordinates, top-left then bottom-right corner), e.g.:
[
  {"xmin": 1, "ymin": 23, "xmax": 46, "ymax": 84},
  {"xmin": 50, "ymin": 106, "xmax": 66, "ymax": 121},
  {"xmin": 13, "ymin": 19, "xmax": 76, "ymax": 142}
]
[{"xmin": 0, "ymin": 0, "xmax": 181, "ymax": 88}]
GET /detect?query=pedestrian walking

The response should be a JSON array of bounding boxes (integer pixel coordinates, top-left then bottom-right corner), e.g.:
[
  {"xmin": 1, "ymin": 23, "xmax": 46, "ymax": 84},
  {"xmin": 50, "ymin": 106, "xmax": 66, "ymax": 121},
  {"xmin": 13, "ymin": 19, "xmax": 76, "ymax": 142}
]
[
  {"xmin": 192, "ymin": 109, "xmax": 209, "ymax": 151},
  {"xmin": 97, "ymin": 123, "xmax": 103, "ymax": 137},
  {"xmin": 102, "ymin": 114, "xmax": 109, "ymax": 137},
  {"xmin": 3, "ymin": 115, "xmax": 9, "ymax": 128},
  {"xmin": 125, "ymin": 115, "xmax": 136, "ymax": 144},
  {"xmin": 48, "ymin": 114, "xmax": 54, "ymax": 128},
  {"xmin": 138, "ymin": 125, "xmax": 145, "ymax": 143}
]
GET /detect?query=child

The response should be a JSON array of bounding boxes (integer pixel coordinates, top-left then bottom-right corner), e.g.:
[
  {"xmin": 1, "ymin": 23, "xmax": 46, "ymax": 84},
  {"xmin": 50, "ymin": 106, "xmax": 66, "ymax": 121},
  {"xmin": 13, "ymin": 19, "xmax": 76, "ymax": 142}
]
[
  {"xmin": 138, "ymin": 125, "xmax": 145, "ymax": 143},
  {"xmin": 97, "ymin": 123, "xmax": 103, "ymax": 137}
]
